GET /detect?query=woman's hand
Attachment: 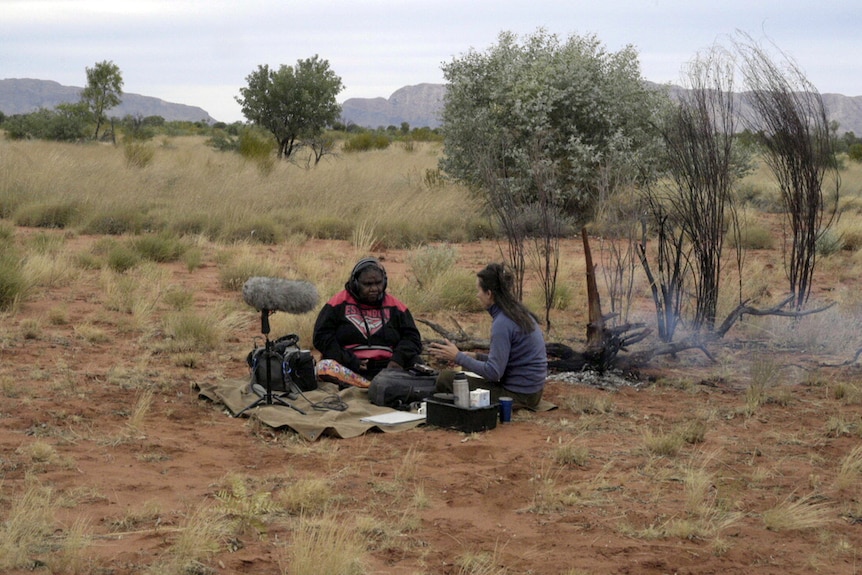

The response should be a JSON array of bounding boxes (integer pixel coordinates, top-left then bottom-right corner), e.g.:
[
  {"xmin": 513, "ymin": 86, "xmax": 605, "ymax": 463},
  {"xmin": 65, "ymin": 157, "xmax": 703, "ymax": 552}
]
[{"xmin": 428, "ymin": 339, "xmax": 461, "ymax": 363}]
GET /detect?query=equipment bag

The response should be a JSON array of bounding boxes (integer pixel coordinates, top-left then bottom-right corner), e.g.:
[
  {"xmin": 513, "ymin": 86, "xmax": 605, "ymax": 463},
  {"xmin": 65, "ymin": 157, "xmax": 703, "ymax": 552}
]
[
  {"xmin": 246, "ymin": 333, "xmax": 318, "ymax": 394},
  {"xmin": 285, "ymin": 349, "xmax": 317, "ymax": 392},
  {"xmin": 247, "ymin": 347, "xmax": 289, "ymax": 393},
  {"xmin": 368, "ymin": 368, "xmax": 438, "ymax": 411}
]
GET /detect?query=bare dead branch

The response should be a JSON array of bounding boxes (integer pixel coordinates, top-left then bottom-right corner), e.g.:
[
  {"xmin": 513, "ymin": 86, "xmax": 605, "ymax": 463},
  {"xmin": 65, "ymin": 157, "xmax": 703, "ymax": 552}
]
[{"xmin": 417, "ymin": 317, "xmax": 490, "ymax": 351}]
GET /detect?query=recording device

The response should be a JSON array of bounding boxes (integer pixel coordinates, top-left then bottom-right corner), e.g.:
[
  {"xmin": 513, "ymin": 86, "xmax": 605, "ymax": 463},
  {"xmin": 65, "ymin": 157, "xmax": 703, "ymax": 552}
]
[
  {"xmin": 235, "ymin": 277, "xmax": 318, "ymax": 418},
  {"xmin": 242, "ymin": 277, "xmax": 319, "ymax": 334},
  {"xmin": 242, "ymin": 277, "xmax": 319, "ymax": 315}
]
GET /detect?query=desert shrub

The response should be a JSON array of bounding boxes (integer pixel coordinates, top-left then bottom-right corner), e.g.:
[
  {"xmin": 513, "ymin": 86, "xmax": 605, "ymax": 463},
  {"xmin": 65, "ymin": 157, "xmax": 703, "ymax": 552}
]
[
  {"xmin": 81, "ymin": 208, "xmax": 150, "ymax": 235},
  {"xmin": 26, "ymin": 231, "xmax": 65, "ymax": 255},
  {"xmin": 170, "ymin": 214, "xmax": 211, "ymax": 237},
  {"xmin": 123, "ymin": 140, "xmax": 155, "ymax": 168},
  {"xmin": 816, "ymin": 228, "xmax": 844, "ymax": 256},
  {"xmin": 0, "ymin": 251, "xmax": 26, "ymax": 310},
  {"xmin": 217, "ymin": 258, "xmax": 281, "ymax": 291},
  {"xmin": 833, "ymin": 219, "xmax": 862, "ymax": 251},
  {"xmin": 161, "ymin": 311, "xmax": 222, "ymax": 352},
  {"xmin": 408, "ymin": 244, "xmax": 458, "ymax": 288},
  {"xmin": 183, "ymin": 246, "xmax": 204, "ymax": 272},
  {"xmin": 736, "ymin": 183, "xmax": 783, "ymax": 212},
  {"xmin": 374, "ymin": 221, "xmax": 427, "ymax": 249},
  {"xmin": 424, "ymin": 167, "xmax": 446, "ymax": 189},
  {"xmin": 13, "ymin": 200, "xmax": 82, "ymax": 229},
  {"xmin": 163, "ymin": 287, "xmax": 195, "ymax": 311},
  {"xmin": 0, "ymin": 220, "xmax": 16, "ymax": 244},
  {"xmin": 342, "ymin": 132, "xmax": 390, "ymax": 152},
  {"xmin": 131, "ymin": 232, "xmax": 188, "ymax": 262},
  {"xmin": 219, "ymin": 218, "xmax": 282, "ymax": 245},
  {"xmin": 238, "ymin": 128, "xmax": 276, "ymax": 161},
  {"xmin": 730, "ymin": 223, "xmax": 775, "ymax": 250},
  {"xmin": 401, "ymin": 267, "xmax": 482, "ymax": 313},
  {"xmin": 106, "ymin": 243, "xmax": 142, "ymax": 273},
  {"xmin": 0, "ymin": 189, "xmax": 22, "ymax": 220},
  {"xmin": 299, "ymin": 216, "xmax": 353, "ymax": 240}
]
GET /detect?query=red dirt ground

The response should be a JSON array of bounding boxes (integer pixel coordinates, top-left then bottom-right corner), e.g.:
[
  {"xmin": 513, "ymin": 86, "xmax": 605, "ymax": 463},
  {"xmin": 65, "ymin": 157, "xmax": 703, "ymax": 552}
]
[{"xmin": 1, "ymin": 232, "xmax": 861, "ymax": 574}]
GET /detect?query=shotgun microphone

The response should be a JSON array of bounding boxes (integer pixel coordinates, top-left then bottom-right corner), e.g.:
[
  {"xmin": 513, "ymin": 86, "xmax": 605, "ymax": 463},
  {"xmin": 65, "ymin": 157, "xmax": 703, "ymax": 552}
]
[{"xmin": 241, "ymin": 277, "xmax": 319, "ymax": 315}]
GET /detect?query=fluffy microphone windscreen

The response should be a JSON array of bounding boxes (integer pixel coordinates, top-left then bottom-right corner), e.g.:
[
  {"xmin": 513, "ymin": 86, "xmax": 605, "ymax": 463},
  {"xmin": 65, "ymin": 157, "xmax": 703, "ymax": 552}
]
[{"xmin": 242, "ymin": 277, "xmax": 319, "ymax": 314}]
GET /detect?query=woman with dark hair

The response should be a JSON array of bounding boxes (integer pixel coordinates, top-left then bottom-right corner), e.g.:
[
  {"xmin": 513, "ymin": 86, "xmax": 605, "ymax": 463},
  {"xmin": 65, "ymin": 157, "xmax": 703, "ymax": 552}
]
[
  {"xmin": 313, "ymin": 257, "xmax": 423, "ymax": 388},
  {"xmin": 428, "ymin": 263, "xmax": 547, "ymax": 409}
]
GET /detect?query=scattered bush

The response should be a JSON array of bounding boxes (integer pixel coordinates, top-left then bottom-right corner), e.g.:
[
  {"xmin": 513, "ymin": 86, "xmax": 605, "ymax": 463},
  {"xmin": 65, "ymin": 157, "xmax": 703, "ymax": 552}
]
[
  {"xmin": 816, "ymin": 228, "xmax": 844, "ymax": 256},
  {"xmin": 131, "ymin": 232, "xmax": 188, "ymax": 262},
  {"xmin": 106, "ymin": 243, "xmax": 142, "ymax": 273},
  {"xmin": 730, "ymin": 223, "xmax": 775, "ymax": 250},
  {"xmin": 218, "ymin": 258, "xmax": 281, "ymax": 291},
  {"xmin": 238, "ymin": 128, "xmax": 276, "ymax": 162},
  {"xmin": 13, "ymin": 201, "xmax": 82, "ymax": 229},
  {"xmin": 408, "ymin": 244, "xmax": 457, "ymax": 288},
  {"xmin": 219, "ymin": 218, "xmax": 282, "ymax": 244},
  {"xmin": 123, "ymin": 140, "xmax": 156, "ymax": 168},
  {"xmin": 81, "ymin": 209, "xmax": 150, "ymax": 235},
  {"xmin": 342, "ymin": 132, "xmax": 390, "ymax": 152},
  {"xmin": 0, "ymin": 251, "xmax": 26, "ymax": 310},
  {"xmin": 161, "ymin": 311, "xmax": 223, "ymax": 353}
]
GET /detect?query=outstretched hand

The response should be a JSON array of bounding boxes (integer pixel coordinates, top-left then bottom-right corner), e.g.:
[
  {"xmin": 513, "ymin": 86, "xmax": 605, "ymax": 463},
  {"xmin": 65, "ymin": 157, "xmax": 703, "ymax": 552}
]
[{"xmin": 428, "ymin": 339, "xmax": 460, "ymax": 363}]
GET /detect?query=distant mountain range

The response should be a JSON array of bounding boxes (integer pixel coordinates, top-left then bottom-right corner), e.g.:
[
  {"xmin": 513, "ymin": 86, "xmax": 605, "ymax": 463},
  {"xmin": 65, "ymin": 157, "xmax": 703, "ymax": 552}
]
[
  {"xmin": 3, "ymin": 78, "xmax": 862, "ymax": 135},
  {"xmin": 343, "ymin": 83, "xmax": 862, "ymax": 135},
  {"xmin": 0, "ymin": 78, "xmax": 215, "ymax": 123}
]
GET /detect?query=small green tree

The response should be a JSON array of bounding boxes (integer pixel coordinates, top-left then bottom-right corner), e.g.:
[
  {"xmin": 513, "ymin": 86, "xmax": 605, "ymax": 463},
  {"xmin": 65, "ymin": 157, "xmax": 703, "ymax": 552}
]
[
  {"xmin": 441, "ymin": 29, "xmax": 666, "ymax": 296},
  {"xmin": 80, "ymin": 60, "xmax": 123, "ymax": 140},
  {"xmin": 236, "ymin": 55, "xmax": 343, "ymax": 160}
]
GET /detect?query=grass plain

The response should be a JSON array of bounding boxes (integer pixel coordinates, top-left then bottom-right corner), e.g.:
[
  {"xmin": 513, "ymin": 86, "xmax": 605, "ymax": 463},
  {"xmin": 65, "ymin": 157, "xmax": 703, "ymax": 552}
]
[{"xmin": 1, "ymin": 136, "xmax": 862, "ymax": 574}]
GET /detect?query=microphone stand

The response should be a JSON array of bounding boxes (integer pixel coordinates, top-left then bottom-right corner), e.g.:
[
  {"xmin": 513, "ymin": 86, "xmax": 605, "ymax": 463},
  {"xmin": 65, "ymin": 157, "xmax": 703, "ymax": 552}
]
[{"xmin": 236, "ymin": 309, "xmax": 305, "ymax": 417}]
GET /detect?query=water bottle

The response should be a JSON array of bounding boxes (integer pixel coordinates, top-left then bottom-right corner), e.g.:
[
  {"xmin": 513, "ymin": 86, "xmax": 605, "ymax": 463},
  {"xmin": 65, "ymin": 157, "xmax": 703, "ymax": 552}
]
[{"xmin": 453, "ymin": 372, "xmax": 470, "ymax": 408}]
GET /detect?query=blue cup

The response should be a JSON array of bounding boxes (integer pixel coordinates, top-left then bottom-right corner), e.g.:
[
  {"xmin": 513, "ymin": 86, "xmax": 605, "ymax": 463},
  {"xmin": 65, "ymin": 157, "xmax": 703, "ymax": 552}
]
[{"xmin": 499, "ymin": 396, "xmax": 513, "ymax": 423}]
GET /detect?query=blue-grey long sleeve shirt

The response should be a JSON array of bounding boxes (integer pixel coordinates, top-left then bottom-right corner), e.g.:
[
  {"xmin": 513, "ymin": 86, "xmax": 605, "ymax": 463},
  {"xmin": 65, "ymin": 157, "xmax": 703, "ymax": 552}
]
[{"xmin": 455, "ymin": 304, "xmax": 547, "ymax": 394}]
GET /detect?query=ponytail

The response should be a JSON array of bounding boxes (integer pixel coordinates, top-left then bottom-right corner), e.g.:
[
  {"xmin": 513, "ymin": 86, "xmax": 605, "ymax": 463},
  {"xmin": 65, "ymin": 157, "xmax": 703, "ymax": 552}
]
[{"xmin": 477, "ymin": 263, "xmax": 538, "ymax": 333}]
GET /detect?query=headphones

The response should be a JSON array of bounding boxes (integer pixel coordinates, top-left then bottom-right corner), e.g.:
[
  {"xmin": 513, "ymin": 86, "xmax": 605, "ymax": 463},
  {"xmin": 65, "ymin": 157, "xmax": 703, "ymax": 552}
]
[{"xmin": 347, "ymin": 257, "xmax": 388, "ymax": 300}]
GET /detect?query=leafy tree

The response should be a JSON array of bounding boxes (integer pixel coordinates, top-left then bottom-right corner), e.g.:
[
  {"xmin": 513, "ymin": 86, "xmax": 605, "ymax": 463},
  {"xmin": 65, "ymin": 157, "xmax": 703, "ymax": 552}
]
[
  {"xmin": 236, "ymin": 55, "xmax": 343, "ymax": 160},
  {"xmin": 50, "ymin": 102, "xmax": 91, "ymax": 141},
  {"xmin": 2, "ymin": 105, "xmax": 88, "ymax": 141},
  {"xmin": 442, "ymin": 30, "xmax": 666, "ymax": 220},
  {"xmin": 440, "ymin": 29, "xmax": 667, "ymax": 296},
  {"xmin": 80, "ymin": 60, "xmax": 123, "ymax": 140}
]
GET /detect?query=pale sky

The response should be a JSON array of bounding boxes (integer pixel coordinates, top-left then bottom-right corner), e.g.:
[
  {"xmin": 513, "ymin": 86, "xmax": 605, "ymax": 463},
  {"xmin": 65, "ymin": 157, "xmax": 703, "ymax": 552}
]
[{"xmin": 2, "ymin": 0, "xmax": 859, "ymax": 123}]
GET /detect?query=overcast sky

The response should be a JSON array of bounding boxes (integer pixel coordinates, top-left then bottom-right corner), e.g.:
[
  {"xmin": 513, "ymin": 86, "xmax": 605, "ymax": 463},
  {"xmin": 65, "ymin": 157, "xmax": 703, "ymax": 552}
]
[{"xmin": 3, "ymin": 0, "xmax": 860, "ymax": 123}]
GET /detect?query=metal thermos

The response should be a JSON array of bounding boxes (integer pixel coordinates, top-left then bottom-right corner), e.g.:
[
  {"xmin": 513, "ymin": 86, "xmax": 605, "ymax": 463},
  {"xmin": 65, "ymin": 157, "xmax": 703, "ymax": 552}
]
[{"xmin": 453, "ymin": 372, "xmax": 470, "ymax": 408}]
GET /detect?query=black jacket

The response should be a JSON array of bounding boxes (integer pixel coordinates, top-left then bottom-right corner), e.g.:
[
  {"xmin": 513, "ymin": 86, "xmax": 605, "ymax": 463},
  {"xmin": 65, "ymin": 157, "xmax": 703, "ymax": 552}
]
[{"xmin": 312, "ymin": 290, "xmax": 422, "ymax": 379}]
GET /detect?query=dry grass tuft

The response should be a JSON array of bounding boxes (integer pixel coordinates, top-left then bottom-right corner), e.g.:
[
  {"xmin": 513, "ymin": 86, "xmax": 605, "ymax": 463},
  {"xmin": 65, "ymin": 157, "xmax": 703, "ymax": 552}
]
[
  {"xmin": 0, "ymin": 479, "xmax": 56, "ymax": 570},
  {"xmin": 276, "ymin": 478, "xmax": 333, "ymax": 516},
  {"xmin": 642, "ymin": 427, "xmax": 686, "ymax": 457},
  {"xmin": 148, "ymin": 503, "xmax": 231, "ymax": 575},
  {"xmin": 835, "ymin": 444, "xmax": 862, "ymax": 492},
  {"xmin": 762, "ymin": 493, "xmax": 834, "ymax": 532},
  {"xmin": 280, "ymin": 513, "xmax": 366, "ymax": 575}
]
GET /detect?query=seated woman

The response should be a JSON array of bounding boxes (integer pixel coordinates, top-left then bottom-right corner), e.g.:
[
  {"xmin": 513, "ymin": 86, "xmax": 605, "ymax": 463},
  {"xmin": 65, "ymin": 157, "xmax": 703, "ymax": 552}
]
[
  {"xmin": 428, "ymin": 263, "xmax": 547, "ymax": 409},
  {"xmin": 313, "ymin": 257, "xmax": 422, "ymax": 388}
]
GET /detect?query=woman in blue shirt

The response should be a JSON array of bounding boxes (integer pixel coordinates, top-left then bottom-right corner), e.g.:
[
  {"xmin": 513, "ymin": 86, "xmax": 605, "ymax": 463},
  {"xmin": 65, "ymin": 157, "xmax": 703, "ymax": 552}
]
[{"xmin": 429, "ymin": 263, "xmax": 547, "ymax": 409}]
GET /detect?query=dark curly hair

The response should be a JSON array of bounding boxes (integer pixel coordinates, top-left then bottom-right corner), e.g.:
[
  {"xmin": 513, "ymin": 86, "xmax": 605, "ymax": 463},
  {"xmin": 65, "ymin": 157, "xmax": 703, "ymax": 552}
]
[{"xmin": 476, "ymin": 263, "xmax": 538, "ymax": 334}]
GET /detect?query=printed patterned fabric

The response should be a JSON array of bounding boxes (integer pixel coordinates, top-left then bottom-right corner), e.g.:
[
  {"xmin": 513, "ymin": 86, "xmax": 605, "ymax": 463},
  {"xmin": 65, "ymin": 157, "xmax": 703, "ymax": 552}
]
[{"xmin": 316, "ymin": 359, "xmax": 371, "ymax": 389}]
